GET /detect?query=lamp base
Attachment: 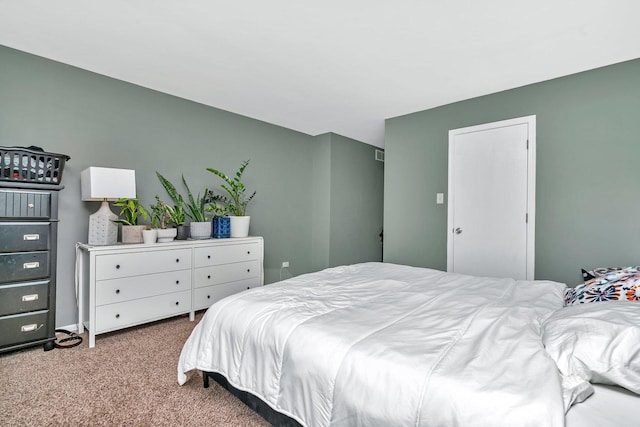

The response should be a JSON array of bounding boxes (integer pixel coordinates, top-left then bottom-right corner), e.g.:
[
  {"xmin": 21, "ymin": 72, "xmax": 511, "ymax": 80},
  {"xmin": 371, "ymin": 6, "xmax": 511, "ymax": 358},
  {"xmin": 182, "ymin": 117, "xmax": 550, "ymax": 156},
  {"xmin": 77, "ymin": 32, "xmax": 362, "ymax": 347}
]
[{"xmin": 88, "ymin": 201, "xmax": 118, "ymax": 245}]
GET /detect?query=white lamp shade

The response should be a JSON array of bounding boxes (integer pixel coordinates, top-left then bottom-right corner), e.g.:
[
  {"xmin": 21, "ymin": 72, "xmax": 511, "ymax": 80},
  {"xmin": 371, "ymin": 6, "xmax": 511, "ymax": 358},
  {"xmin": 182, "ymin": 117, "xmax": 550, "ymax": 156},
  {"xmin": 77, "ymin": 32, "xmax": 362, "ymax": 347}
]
[{"xmin": 81, "ymin": 167, "xmax": 136, "ymax": 201}]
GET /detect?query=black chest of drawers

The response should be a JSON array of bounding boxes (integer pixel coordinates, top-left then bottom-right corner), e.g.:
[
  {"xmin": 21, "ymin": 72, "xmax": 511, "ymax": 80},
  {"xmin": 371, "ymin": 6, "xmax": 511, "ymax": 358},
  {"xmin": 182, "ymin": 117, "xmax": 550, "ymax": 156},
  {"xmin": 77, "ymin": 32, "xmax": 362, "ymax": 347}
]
[{"xmin": 0, "ymin": 182, "xmax": 62, "ymax": 353}]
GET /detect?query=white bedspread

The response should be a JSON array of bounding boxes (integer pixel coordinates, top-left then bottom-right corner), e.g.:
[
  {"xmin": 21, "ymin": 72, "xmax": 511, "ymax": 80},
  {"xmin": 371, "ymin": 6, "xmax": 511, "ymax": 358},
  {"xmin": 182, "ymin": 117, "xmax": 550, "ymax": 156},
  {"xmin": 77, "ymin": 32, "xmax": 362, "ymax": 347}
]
[{"xmin": 178, "ymin": 262, "xmax": 567, "ymax": 427}]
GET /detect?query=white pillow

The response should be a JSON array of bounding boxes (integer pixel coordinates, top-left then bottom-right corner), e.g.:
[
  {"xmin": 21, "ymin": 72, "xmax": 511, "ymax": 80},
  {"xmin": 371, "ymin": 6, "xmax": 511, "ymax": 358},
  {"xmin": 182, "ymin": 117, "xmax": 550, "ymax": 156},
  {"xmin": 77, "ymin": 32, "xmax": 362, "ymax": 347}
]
[{"xmin": 542, "ymin": 302, "xmax": 640, "ymax": 408}]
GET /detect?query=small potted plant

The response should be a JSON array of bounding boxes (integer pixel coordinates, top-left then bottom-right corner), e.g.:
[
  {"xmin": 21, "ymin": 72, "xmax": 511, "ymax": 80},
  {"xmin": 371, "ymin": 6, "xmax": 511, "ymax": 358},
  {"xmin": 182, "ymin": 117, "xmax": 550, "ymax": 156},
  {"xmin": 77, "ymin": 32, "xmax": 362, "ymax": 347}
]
[
  {"xmin": 150, "ymin": 196, "xmax": 177, "ymax": 243},
  {"xmin": 156, "ymin": 172, "xmax": 190, "ymax": 240},
  {"xmin": 207, "ymin": 160, "xmax": 256, "ymax": 238},
  {"xmin": 207, "ymin": 197, "xmax": 231, "ymax": 238},
  {"xmin": 113, "ymin": 197, "xmax": 149, "ymax": 244}
]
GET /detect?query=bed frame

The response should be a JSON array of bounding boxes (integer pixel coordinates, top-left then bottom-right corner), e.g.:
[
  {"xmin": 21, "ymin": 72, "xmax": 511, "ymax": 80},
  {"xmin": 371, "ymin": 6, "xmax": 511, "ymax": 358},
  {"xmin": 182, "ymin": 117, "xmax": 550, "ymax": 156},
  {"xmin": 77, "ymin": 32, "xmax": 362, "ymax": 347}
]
[{"xmin": 203, "ymin": 370, "xmax": 302, "ymax": 427}]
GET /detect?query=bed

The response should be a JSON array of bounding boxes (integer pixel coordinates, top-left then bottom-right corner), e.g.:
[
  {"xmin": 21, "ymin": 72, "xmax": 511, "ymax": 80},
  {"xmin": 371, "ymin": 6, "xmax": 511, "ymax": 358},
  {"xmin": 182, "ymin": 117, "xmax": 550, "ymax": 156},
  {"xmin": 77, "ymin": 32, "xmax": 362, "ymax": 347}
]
[{"xmin": 178, "ymin": 262, "xmax": 640, "ymax": 426}]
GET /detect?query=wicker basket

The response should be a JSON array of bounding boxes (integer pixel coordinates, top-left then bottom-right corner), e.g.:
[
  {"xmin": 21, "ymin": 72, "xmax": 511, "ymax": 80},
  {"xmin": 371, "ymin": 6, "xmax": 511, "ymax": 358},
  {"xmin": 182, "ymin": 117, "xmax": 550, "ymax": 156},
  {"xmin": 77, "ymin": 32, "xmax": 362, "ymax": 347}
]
[{"xmin": 0, "ymin": 146, "xmax": 70, "ymax": 185}]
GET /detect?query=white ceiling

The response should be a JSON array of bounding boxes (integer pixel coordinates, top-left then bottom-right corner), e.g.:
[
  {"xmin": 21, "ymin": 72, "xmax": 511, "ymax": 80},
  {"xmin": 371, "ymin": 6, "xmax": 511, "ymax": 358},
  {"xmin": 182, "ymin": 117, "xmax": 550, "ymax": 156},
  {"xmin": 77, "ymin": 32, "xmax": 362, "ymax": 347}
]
[{"xmin": 2, "ymin": 1, "xmax": 640, "ymax": 148}]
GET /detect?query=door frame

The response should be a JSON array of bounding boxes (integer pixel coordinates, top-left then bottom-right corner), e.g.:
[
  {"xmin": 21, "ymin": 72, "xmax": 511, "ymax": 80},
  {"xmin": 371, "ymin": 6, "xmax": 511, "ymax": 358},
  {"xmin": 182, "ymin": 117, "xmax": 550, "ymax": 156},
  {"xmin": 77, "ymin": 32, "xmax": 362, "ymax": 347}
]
[{"xmin": 446, "ymin": 115, "xmax": 536, "ymax": 280}]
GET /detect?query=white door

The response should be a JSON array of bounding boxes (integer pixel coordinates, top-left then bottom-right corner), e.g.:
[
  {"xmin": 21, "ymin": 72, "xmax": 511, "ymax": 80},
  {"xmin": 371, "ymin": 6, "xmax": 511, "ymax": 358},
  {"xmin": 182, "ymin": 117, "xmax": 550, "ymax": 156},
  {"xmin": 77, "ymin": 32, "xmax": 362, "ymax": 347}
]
[{"xmin": 447, "ymin": 116, "xmax": 536, "ymax": 280}]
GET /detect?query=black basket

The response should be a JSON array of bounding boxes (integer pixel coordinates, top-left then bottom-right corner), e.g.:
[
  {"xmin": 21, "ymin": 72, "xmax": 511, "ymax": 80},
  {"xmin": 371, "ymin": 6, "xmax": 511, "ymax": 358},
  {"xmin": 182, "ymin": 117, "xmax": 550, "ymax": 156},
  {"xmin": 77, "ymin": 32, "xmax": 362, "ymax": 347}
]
[{"xmin": 0, "ymin": 146, "xmax": 70, "ymax": 185}]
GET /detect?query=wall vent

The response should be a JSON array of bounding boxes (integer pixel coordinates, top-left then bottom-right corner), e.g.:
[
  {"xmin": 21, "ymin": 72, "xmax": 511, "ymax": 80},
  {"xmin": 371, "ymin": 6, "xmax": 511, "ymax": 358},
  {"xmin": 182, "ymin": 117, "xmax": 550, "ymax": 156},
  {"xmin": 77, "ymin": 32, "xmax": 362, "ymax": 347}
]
[{"xmin": 375, "ymin": 149, "xmax": 385, "ymax": 162}]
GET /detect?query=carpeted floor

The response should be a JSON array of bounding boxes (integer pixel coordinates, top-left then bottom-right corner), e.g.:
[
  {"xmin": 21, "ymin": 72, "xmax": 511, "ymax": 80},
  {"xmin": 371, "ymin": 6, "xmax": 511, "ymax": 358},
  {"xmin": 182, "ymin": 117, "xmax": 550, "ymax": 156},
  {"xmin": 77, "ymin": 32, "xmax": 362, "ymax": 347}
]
[{"xmin": 0, "ymin": 313, "xmax": 269, "ymax": 427}]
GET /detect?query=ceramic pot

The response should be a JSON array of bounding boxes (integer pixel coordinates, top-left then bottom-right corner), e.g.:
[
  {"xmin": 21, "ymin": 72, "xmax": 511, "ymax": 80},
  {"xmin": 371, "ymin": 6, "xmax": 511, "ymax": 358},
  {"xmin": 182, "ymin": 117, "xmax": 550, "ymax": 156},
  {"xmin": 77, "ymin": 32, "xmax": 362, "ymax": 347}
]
[
  {"xmin": 156, "ymin": 228, "xmax": 177, "ymax": 243},
  {"xmin": 121, "ymin": 225, "xmax": 145, "ymax": 244},
  {"xmin": 142, "ymin": 229, "xmax": 157, "ymax": 244},
  {"xmin": 189, "ymin": 221, "xmax": 212, "ymax": 240},
  {"xmin": 212, "ymin": 217, "xmax": 231, "ymax": 238},
  {"xmin": 229, "ymin": 216, "xmax": 250, "ymax": 238},
  {"xmin": 175, "ymin": 225, "xmax": 189, "ymax": 240}
]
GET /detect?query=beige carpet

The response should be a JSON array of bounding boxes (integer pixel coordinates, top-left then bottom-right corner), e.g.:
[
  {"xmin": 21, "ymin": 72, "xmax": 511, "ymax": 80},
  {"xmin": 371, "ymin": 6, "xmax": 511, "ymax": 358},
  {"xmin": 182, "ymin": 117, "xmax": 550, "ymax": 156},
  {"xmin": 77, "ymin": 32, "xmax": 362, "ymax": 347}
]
[{"xmin": 0, "ymin": 313, "xmax": 269, "ymax": 427}]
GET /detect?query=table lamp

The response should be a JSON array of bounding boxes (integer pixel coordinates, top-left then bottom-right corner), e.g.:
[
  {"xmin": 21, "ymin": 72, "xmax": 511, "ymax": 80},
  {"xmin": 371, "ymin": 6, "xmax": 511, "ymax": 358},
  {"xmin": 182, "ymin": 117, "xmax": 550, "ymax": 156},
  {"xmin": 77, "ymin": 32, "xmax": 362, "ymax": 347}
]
[{"xmin": 81, "ymin": 167, "xmax": 136, "ymax": 245}]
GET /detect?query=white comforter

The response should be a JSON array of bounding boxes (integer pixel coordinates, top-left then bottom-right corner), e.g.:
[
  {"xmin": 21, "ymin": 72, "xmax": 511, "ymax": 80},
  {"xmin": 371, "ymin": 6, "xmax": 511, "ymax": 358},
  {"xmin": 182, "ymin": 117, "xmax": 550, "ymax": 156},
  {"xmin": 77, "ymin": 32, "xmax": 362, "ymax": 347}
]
[{"xmin": 178, "ymin": 262, "xmax": 567, "ymax": 427}]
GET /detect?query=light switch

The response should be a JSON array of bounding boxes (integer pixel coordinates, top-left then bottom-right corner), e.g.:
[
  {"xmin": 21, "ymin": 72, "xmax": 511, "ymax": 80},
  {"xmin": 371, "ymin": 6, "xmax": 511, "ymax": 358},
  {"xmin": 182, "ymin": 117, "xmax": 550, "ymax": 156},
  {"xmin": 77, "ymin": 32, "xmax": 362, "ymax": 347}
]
[{"xmin": 436, "ymin": 193, "xmax": 444, "ymax": 204}]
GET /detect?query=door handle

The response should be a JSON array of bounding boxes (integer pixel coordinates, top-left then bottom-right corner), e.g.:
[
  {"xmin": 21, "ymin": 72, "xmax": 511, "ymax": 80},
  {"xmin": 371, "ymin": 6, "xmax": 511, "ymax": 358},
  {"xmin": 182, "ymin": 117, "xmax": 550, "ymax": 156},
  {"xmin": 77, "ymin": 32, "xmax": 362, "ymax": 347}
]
[{"xmin": 454, "ymin": 228, "xmax": 463, "ymax": 235}]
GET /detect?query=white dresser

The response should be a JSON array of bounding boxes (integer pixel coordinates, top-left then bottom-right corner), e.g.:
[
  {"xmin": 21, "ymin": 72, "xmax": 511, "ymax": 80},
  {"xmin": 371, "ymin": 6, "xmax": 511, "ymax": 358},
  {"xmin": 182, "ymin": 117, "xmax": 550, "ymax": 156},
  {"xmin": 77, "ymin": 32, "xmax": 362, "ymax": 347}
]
[{"xmin": 76, "ymin": 236, "xmax": 263, "ymax": 347}]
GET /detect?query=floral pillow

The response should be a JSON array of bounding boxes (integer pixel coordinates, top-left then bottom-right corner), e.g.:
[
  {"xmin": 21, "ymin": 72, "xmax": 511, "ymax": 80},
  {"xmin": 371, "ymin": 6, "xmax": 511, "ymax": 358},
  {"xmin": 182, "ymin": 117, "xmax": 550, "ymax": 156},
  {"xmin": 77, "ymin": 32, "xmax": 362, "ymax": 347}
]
[{"xmin": 566, "ymin": 268, "xmax": 640, "ymax": 306}]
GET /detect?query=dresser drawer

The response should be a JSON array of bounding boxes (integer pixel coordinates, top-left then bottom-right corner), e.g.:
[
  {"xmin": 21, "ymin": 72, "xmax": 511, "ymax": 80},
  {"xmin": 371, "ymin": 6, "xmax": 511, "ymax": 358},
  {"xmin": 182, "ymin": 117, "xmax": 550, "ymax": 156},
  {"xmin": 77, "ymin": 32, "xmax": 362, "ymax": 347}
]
[
  {"xmin": 0, "ymin": 310, "xmax": 50, "ymax": 347},
  {"xmin": 0, "ymin": 281, "xmax": 49, "ymax": 316},
  {"xmin": 0, "ymin": 252, "xmax": 49, "ymax": 284},
  {"xmin": 0, "ymin": 189, "xmax": 51, "ymax": 218},
  {"xmin": 194, "ymin": 260, "xmax": 259, "ymax": 288},
  {"xmin": 194, "ymin": 243, "xmax": 259, "ymax": 267},
  {"xmin": 95, "ymin": 248, "xmax": 191, "ymax": 280},
  {"xmin": 95, "ymin": 290, "xmax": 190, "ymax": 333},
  {"xmin": 0, "ymin": 223, "xmax": 50, "ymax": 253},
  {"xmin": 193, "ymin": 279, "xmax": 259, "ymax": 311},
  {"xmin": 96, "ymin": 270, "xmax": 191, "ymax": 306}
]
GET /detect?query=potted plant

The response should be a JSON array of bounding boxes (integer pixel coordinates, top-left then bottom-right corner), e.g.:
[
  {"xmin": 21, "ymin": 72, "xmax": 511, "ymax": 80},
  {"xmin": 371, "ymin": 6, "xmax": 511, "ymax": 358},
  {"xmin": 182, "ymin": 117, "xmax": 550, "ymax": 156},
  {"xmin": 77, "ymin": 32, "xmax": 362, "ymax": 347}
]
[
  {"xmin": 206, "ymin": 159, "xmax": 256, "ymax": 238},
  {"xmin": 207, "ymin": 198, "xmax": 231, "ymax": 238},
  {"xmin": 149, "ymin": 196, "xmax": 177, "ymax": 243},
  {"xmin": 113, "ymin": 197, "xmax": 149, "ymax": 244},
  {"xmin": 156, "ymin": 172, "xmax": 190, "ymax": 240}
]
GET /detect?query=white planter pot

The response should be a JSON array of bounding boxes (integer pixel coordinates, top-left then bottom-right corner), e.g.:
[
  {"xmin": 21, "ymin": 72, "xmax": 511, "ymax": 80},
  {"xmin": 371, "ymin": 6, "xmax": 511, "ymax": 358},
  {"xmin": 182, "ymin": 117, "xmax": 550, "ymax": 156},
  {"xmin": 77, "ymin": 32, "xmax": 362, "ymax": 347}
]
[
  {"xmin": 142, "ymin": 229, "xmax": 157, "ymax": 244},
  {"xmin": 189, "ymin": 221, "xmax": 212, "ymax": 240},
  {"xmin": 121, "ymin": 225, "xmax": 146, "ymax": 244},
  {"xmin": 230, "ymin": 216, "xmax": 250, "ymax": 238},
  {"xmin": 156, "ymin": 228, "xmax": 177, "ymax": 243}
]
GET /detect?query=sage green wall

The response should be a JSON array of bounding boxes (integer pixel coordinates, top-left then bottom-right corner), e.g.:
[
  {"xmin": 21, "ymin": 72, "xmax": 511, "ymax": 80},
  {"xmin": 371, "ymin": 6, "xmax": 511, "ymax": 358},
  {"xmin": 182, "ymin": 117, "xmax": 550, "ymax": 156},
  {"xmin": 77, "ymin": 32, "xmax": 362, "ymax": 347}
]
[
  {"xmin": 0, "ymin": 46, "xmax": 382, "ymax": 328},
  {"xmin": 384, "ymin": 58, "xmax": 640, "ymax": 287},
  {"xmin": 328, "ymin": 134, "xmax": 384, "ymax": 266}
]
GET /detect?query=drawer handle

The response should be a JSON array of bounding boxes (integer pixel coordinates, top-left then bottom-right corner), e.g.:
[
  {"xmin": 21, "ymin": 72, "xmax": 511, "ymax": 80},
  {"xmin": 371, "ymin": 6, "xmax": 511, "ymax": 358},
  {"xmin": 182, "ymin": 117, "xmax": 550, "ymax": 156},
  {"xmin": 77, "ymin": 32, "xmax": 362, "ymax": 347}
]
[
  {"xmin": 247, "ymin": 251, "xmax": 250, "ymax": 254},
  {"xmin": 23, "ymin": 261, "xmax": 40, "ymax": 269},
  {"xmin": 22, "ymin": 294, "xmax": 39, "ymax": 302},
  {"xmin": 116, "ymin": 264, "xmax": 121, "ymax": 269},
  {"xmin": 247, "ymin": 287, "xmax": 250, "ymax": 290},
  {"xmin": 28, "ymin": 203, "xmax": 35, "ymax": 209},
  {"xmin": 207, "ymin": 295, "xmax": 211, "ymax": 299},
  {"xmin": 207, "ymin": 255, "xmax": 211, "ymax": 259},
  {"xmin": 176, "ymin": 258, "xmax": 180, "ymax": 263},
  {"xmin": 175, "ymin": 301, "xmax": 179, "ymax": 306},
  {"xmin": 116, "ymin": 289, "xmax": 120, "ymax": 294},
  {"xmin": 175, "ymin": 280, "xmax": 180, "ymax": 284},
  {"xmin": 207, "ymin": 275, "xmax": 211, "ymax": 279},
  {"xmin": 21, "ymin": 323, "xmax": 43, "ymax": 332},
  {"xmin": 247, "ymin": 269, "xmax": 250, "ymax": 273},
  {"xmin": 116, "ymin": 314, "xmax": 120, "ymax": 319},
  {"xmin": 23, "ymin": 234, "xmax": 40, "ymax": 241}
]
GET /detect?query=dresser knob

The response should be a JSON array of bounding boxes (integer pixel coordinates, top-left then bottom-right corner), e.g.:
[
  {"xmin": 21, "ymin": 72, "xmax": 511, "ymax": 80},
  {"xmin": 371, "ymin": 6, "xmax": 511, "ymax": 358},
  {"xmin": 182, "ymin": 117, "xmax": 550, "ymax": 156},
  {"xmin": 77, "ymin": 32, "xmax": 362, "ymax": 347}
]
[
  {"xmin": 116, "ymin": 289, "xmax": 120, "ymax": 294},
  {"xmin": 116, "ymin": 265, "xmax": 120, "ymax": 269},
  {"xmin": 207, "ymin": 255, "xmax": 211, "ymax": 259},
  {"xmin": 115, "ymin": 314, "xmax": 120, "ymax": 319},
  {"xmin": 175, "ymin": 301, "xmax": 179, "ymax": 306},
  {"xmin": 176, "ymin": 258, "xmax": 180, "ymax": 263},
  {"xmin": 207, "ymin": 275, "xmax": 211, "ymax": 279},
  {"xmin": 28, "ymin": 203, "xmax": 34, "ymax": 209},
  {"xmin": 247, "ymin": 287, "xmax": 250, "ymax": 290},
  {"xmin": 247, "ymin": 251, "xmax": 250, "ymax": 254},
  {"xmin": 207, "ymin": 295, "xmax": 211, "ymax": 299},
  {"xmin": 247, "ymin": 269, "xmax": 250, "ymax": 273},
  {"xmin": 176, "ymin": 280, "xmax": 179, "ymax": 284}
]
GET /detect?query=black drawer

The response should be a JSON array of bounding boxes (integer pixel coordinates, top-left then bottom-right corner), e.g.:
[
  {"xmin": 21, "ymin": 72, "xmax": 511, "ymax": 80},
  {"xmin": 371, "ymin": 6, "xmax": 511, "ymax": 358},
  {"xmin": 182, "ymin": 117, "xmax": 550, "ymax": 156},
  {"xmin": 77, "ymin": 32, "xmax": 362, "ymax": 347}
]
[
  {"xmin": 0, "ymin": 310, "xmax": 50, "ymax": 347},
  {"xmin": 0, "ymin": 281, "xmax": 49, "ymax": 316},
  {"xmin": 0, "ymin": 189, "xmax": 51, "ymax": 218},
  {"xmin": 0, "ymin": 252, "xmax": 50, "ymax": 284},
  {"xmin": 0, "ymin": 223, "xmax": 50, "ymax": 253}
]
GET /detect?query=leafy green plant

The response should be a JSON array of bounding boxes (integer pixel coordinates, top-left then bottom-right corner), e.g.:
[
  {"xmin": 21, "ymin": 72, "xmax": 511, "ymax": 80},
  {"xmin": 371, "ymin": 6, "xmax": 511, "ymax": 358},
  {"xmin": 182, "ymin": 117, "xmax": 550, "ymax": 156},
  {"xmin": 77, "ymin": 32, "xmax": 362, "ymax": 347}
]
[
  {"xmin": 206, "ymin": 197, "xmax": 230, "ymax": 218},
  {"xmin": 182, "ymin": 176, "xmax": 211, "ymax": 222},
  {"xmin": 113, "ymin": 198, "xmax": 149, "ymax": 226},
  {"xmin": 149, "ymin": 196, "xmax": 170, "ymax": 229},
  {"xmin": 156, "ymin": 172, "xmax": 199, "ymax": 224},
  {"xmin": 206, "ymin": 160, "xmax": 256, "ymax": 216}
]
